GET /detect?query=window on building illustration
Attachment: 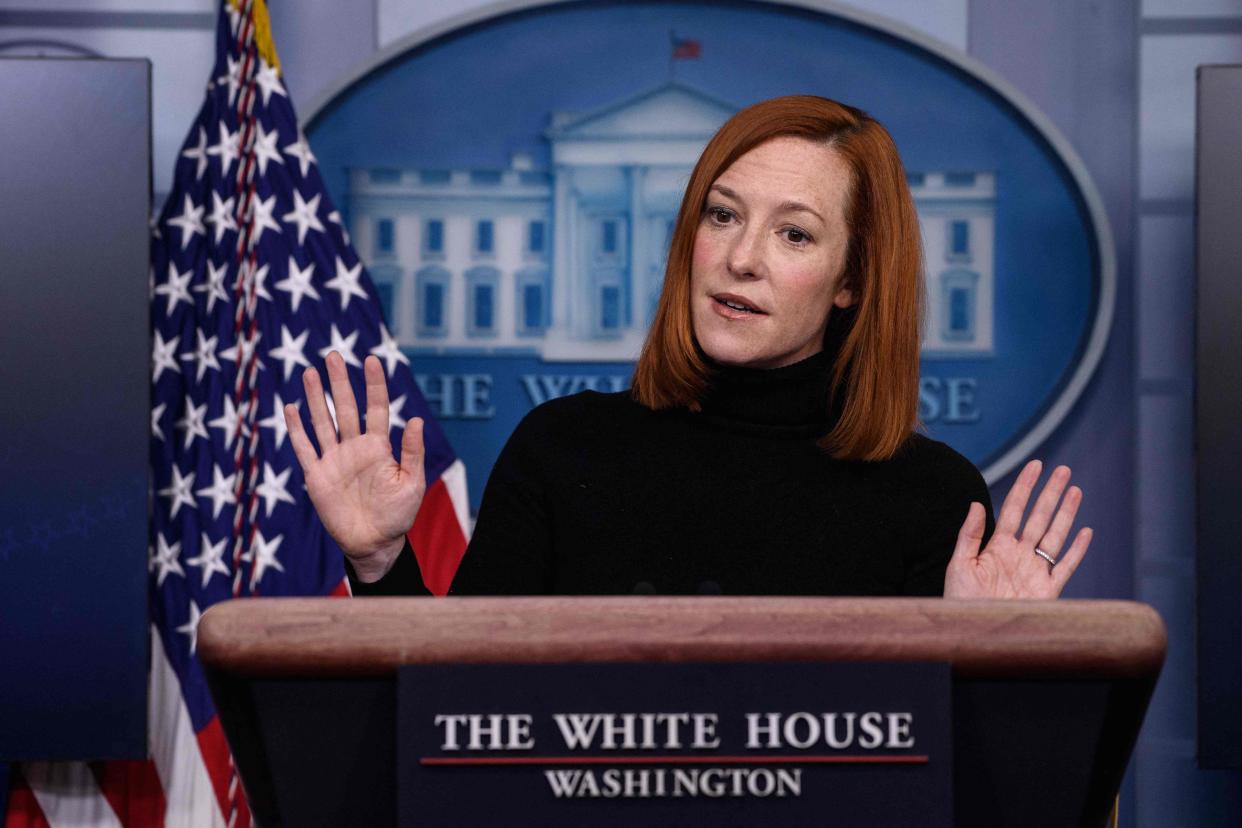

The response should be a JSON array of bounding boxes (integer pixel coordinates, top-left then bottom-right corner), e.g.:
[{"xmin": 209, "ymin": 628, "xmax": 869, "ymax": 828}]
[
  {"xmin": 371, "ymin": 264, "xmax": 400, "ymax": 328},
  {"xmin": 375, "ymin": 282, "xmax": 395, "ymax": 324},
  {"xmin": 944, "ymin": 171, "xmax": 976, "ymax": 187},
  {"xmin": 906, "ymin": 172, "xmax": 926, "ymax": 187},
  {"xmin": 600, "ymin": 284, "xmax": 620, "ymax": 330},
  {"xmin": 516, "ymin": 268, "xmax": 549, "ymax": 335},
  {"xmin": 940, "ymin": 269, "xmax": 978, "ymax": 342},
  {"xmin": 369, "ymin": 168, "xmax": 400, "ymax": 184},
  {"xmin": 466, "ymin": 266, "xmax": 499, "ymax": 337},
  {"xmin": 949, "ymin": 220, "xmax": 971, "ymax": 259},
  {"xmin": 601, "ymin": 220, "xmax": 617, "ymax": 254},
  {"xmin": 424, "ymin": 219, "xmax": 444, "ymax": 255},
  {"xmin": 476, "ymin": 220, "xmax": 494, "ymax": 255},
  {"xmin": 420, "ymin": 170, "xmax": 451, "ymax": 185},
  {"xmin": 415, "ymin": 266, "xmax": 450, "ymax": 337},
  {"xmin": 470, "ymin": 170, "xmax": 502, "ymax": 186},
  {"xmin": 528, "ymin": 220, "xmax": 546, "ymax": 255},
  {"xmin": 376, "ymin": 219, "xmax": 394, "ymax": 255}
]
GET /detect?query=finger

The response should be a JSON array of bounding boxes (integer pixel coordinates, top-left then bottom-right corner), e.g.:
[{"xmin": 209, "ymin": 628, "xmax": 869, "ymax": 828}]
[
  {"xmin": 948, "ymin": 501, "xmax": 987, "ymax": 566},
  {"xmin": 284, "ymin": 403, "xmax": 319, "ymax": 470},
  {"xmin": 1052, "ymin": 527, "xmax": 1092, "ymax": 590},
  {"xmin": 325, "ymin": 351, "xmax": 361, "ymax": 440},
  {"xmin": 399, "ymin": 417, "xmax": 425, "ymax": 480},
  {"xmin": 1020, "ymin": 465, "xmax": 1071, "ymax": 548},
  {"xmin": 363, "ymin": 355, "xmax": 392, "ymax": 437},
  {"xmin": 1034, "ymin": 485, "xmax": 1082, "ymax": 559},
  {"xmin": 995, "ymin": 459, "xmax": 1042, "ymax": 538},
  {"xmin": 301, "ymin": 364, "xmax": 339, "ymax": 450}
]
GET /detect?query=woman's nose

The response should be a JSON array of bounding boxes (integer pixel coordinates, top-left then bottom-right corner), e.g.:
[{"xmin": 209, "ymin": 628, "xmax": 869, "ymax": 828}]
[{"xmin": 726, "ymin": 226, "xmax": 767, "ymax": 279}]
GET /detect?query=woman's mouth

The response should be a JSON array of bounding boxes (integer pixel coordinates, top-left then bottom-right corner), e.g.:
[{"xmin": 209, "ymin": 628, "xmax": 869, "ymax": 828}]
[{"xmin": 712, "ymin": 294, "xmax": 767, "ymax": 318}]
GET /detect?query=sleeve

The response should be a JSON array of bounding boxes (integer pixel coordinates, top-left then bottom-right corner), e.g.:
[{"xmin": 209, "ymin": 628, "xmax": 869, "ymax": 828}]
[
  {"xmin": 899, "ymin": 440, "xmax": 996, "ymax": 596},
  {"xmin": 345, "ymin": 540, "xmax": 432, "ymax": 596}
]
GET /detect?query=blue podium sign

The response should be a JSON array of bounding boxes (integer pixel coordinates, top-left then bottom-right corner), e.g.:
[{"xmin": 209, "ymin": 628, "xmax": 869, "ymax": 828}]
[{"xmin": 398, "ymin": 662, "xmax": 951, "ymax": 826}]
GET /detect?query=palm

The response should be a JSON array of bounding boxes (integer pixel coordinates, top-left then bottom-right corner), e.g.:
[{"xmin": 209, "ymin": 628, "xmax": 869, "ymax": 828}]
[
  {"xmin": 286, "ymin": 352, "xmax": 426, "ymax": 578},
  {"xmin": 943, "ymin": 461, "xmax": 1092, "ymax": 600}
]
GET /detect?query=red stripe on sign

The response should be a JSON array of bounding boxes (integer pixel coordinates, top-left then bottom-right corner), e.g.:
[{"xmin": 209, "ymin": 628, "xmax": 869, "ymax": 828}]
[
  {"xmin": 408, "ymin": 477, "xmax": 468, "ymax": 595},
  {"xmin": 421, "ymin": 754, "xmax": 929, "ymax": 766},
  {"xmin": 330, "ymin": 576, "xmax": 352, "ymax": 597},
  {"xmin": 2, "ymin": 770, "xmax": 50, "ymax": 828},
  {"xmin": 90, "ymin": 759, "xmax": 167, "ymax": 828},
  {"xmin": 197, "ymin": 716, "xmax": 250, "ymax": 827}
]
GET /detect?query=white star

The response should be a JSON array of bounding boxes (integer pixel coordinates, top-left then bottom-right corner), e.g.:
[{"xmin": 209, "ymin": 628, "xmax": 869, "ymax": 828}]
[
  {"xmin": 180, "ymin": 329, "xmax": 221, "ymax": 383},
  {"xmin": 276, "ymin": 257, "xmax": 320, "ymax": 312},
  {"xmin": 175, "ymin": 395, "xmax": 209, "ymax": 450},
  {"xmin": 186, "ymin": 533, "xmax": 230, "ymax": 589},
  {"xmin": 154, "ymin": 263, "xmax": 194, "ymax": 316},
  {"xmin": 260, "ymin": 393, "xmax": 295, "ymax": 450},
  {"xmin": 249, "ymin": 194, "xmax": 281, "ymax": 245},
  {"xmin": 151, "ymin": 330, "xmax": 181, "ymax": 383},
  {"xmin": 254, "ymin": 59, "xmax": 286, "ymax": 106},
  {"xmin": 283, "ymin": 130, "xmax": 317, "ymax": 177},
  {"xmin": 388, "ymin": 394, "xmax": 408, "ymax": 433},
  {"xmin": 318, "ymin": 324, "xmax": 361, "ymax": 367},
  {"xmin": 193, "ymin": 260, "xmax": 231, "ymax": 315},
  {"xmin": 176, "ymin": 600, "xmax": 204, "ymax": 654},
  {"xmin": 370, "ymin": 324, "xmax": 410, "ymax": 376},
  {"xmin": 327, "ymin": 210, "xmax": 350, "ymax": 245},
  {"xmin": 269, "ymin": 325, "xmax": 311, "ymax": 381},
  {"xmin": 151, "ymin": 401, "xmax": 167, "ymax": 442},
  {"xmin": 239, "ymin": 262, "xmax": 274, "ymax": 313},
  {"xmin": 252, "ymin": 122, "xmax": 284, "ymax": 176},
  {"xmin": 207, "ymin": 122, "xmax": 240, "ymax": 178},
  {"xmin": 166, "ymin": 194, "xmax": 205, "ymax": 250},
  {"xmin": 158, "ymin": 464, "xmax": 197, "ymax": 519},
  {"xmin": 205, "ymin": 191, "xmax": 237, "ymax": 245},
  {"xmin": 207, "ymin": 395, "xmax": 246, "ymax": 450},
  {"xmin": 181, "ymin": 126, "xmax": 209, "ymax": 179},
  {"xmin": 217, "ymin": 53, "xmax": 242, "ymax": 105},
  {"xmin": 194, "ymin": 465, "xmax": 237, "ymax": 521},
  {"xmin": 150, "ymin": 533, "xmax": 185, "ymax": 587},
  {"xmin": 325, "ymin": 257, "xmax": 368, "ymax": 310},
  {"xmin": 256, "ymin": 462, "xmax": 297, "ymax": 517},
  {"xmin": 220, "ymin": 330, "xmax": 263, "ymax": 371},
  {"xmin": 242, "ymin": 529, "xmax": 285, "ymax": 587},
  {"xmin": 282, "ymin": 190, "xmax": 325, "ymax": 245}
]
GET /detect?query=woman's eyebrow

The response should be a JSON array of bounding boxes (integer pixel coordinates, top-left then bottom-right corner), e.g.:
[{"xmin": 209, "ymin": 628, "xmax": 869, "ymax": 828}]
[{"xmin": 709, "ymin": 185, "xmax": 823, "ymax": 222}]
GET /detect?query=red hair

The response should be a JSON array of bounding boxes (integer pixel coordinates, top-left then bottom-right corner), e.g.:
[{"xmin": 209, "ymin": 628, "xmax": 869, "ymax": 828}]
[{"xmin": 630, "ymin": 95, "xmax": 923, "ymax": 460}]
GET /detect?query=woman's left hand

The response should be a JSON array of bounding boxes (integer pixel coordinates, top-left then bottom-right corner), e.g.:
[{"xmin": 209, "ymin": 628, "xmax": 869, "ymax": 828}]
[{"xmin": 943, "ymin": 460, "xmax": 1092, "ymax": 599}]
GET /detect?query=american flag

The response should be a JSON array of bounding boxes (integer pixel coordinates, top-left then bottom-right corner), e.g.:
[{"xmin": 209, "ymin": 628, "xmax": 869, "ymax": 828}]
[{"xmin": 4, "ymin": 1, "xmax": 469, "ymax": 824}]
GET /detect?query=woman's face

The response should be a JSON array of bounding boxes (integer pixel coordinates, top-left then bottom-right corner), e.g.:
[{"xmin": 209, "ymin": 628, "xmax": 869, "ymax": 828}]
[{"xmin": 690, "ymin": 136, "xmax": 855, "ymax": 369}]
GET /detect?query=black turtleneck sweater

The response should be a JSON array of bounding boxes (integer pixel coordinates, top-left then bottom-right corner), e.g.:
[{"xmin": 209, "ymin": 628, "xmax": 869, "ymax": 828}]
[{"xmin": 353, "ymin": 352, "xmax": 994, "ymax": 597}]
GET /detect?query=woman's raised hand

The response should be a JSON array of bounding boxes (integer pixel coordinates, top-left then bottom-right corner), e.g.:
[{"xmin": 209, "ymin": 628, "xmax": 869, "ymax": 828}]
[
  {"xmin": 943, "ymin": 460, "xmax": 1092, "ymax": 599},
  {"xmin": 284, "ymin": 351, "xmax": 426, "ymax": 582}
]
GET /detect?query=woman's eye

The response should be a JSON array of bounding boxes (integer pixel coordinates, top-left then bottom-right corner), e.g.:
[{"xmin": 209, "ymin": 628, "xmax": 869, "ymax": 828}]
[
  {"xmin": 784, "ymin": 228, "xmax": 809, "ymax": 244},
  {"xmin": 706, "ymin": 207, "xmax": 734, "ymax": 224}
]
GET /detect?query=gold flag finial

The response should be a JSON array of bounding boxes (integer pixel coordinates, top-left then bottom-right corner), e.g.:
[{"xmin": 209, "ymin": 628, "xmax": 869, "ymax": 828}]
[{"xmin": 228, "ymin": 0, "xmax": 281, "ymax": 72}]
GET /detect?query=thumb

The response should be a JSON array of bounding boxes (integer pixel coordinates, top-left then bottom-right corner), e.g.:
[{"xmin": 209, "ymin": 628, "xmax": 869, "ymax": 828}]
[
  {"xmin": 949, "ymin": 502, "xmax": 986, "ymax": 566},
  {"xmin": 399, "ymin": 417, "xmax": 425, "ymax": 480}
]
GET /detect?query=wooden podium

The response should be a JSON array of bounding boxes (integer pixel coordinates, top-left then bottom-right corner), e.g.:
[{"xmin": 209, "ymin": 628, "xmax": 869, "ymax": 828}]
[{"xmin": 199, "ymin": 598, "xmax": 1165, "ymax": 827}]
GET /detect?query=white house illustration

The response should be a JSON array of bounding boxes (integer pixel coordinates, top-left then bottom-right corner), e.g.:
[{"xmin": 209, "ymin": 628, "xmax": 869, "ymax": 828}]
[{"xmin": 348, "ymin": 83, "xmax": 995, "ymax": 362}]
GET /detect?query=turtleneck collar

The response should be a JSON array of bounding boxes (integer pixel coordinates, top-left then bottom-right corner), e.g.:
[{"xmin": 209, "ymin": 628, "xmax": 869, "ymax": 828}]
[{"xmin": 697, "ymin": 349, "xmax": 839, "ymax": 434}]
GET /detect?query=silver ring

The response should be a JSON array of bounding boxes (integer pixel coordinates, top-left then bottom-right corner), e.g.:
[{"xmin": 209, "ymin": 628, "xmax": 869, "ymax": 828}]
[{"xmin": 1034, "ymin": 547, "xmax": 1057, "ymax": 569}]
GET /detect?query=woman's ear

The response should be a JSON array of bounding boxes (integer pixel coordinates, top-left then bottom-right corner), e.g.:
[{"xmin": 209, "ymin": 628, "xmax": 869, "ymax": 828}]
[{"xmin": 832, "ymin": 285, "xmax": 857, "ymax": 308}]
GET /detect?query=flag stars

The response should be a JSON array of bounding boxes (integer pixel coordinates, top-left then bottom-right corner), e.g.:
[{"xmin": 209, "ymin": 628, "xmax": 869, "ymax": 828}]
[
  {"xmin": 207, "ymin": 122, "xmax": 240, "ymax": 178},
  {"xmin": 370, "ymin": 324, "xmax": 410, "ymax": 376},
  {"xmin": 253, "ymin": 122, "xmax": 284, "ymax": 176},
  {"xmin": 181, "ymin": 126, "xmax": 209, "ymax": 179},
  {"xmin": 166, "ymin": 194, "xmax": 205, "ymax": 250},
  {"xmin": 207, "ymin": 396, "xmax": 246, "ymax": 451},
  {"xmin": 152, "ymin": 330, "xmax": 181, "ymax": 383},
  {"xmin": 175, "ymin": 396, "xmax": 209, "ymax": 451},
  {"xmin": 217, "ymin": 53, "xmax": 242, "ymax": 105},
  {"xmin": 260, "ymin": 393, "xmax": 295, "ymax": 450},
  {"xmin": 158, "ymin": 464, "xmax": 197, "ymax": 519},
  {"xmin": 186, "ymin": 532, "xmax": 230, "ymax": 589},
  {"xmin": 327, "ymin": 210, "xmax": 350, "ymax": 245},
  {"xmin": 195, "ymin": 465, "xmax": 237, "ymax": 520},
  {"xmin": 181, "ymin": 329, "xmax": 222, "ymax": 383},
  {"xmin": 243, "ymin": 530, "xmax": 285, "ymax": 587},
  {"xmin": 254, "ymin": 60, "xmax": 287, "ymax": 106},
  {"xmin": 176, "ymin": 600, "xmax": 204, "ymax": 654},
  {"xmin": 276, "ymin": 257, "xmax": 320, "ymax": 312},
  {"xmin": 151, "ymin": 401, "xmax": 167, "ymax": 442},
  {"xmin": 388, "ymin": 394, "xmax": 408, "ymax": 432},
  {"xmin": 256, "ymin": 462, "xmax": 297, "ymax": 517},
  {"xmin": 150, "ymin": 533, "xmax": 185, "ymax": 587},
  {"xmin": 205, "ymin": 191, "xmax": 238, "ymax": 245},
  {"xmin": 155, "ymin": 263, "xmax": 195, "ymax": 316},
  {"xmin": 250, "ymin": 194, "xmax": 282, "ymax": 245},
  {"xmin": 325, "ymin": 257, "xmax": 368, "ymax": 310},
  {"xmin": 283, "ymin": 130, "xmax": 316, "ymax": 178},
  {"xmin": 220, "ymin": 330, "xmax": 263, "ymax": 371},
  {"xmin": 194, "ymin": 260, "xmax": 231, "ymax": 315},
  {"xmin": 282, "ymin": 190, "xmax": 325, "ymax": 245},
  {"xmin": 270, "ymin": 325, "xmax": 311, "ymax": 381},
  {"xmin": 318, "ymin": 324, "xmax": 361, "ymax": 368}
]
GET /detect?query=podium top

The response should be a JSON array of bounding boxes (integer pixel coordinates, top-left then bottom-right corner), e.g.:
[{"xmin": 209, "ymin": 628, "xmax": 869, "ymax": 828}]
[{"xmin": 198, "ymin": 597, "xmax": 1165, "ymax": 680}]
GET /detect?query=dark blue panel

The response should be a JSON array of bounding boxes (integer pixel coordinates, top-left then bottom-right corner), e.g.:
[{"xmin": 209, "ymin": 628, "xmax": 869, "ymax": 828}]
[{"xmin": 0, "ymin": 59, "xmax": 150, "ymax": 760}]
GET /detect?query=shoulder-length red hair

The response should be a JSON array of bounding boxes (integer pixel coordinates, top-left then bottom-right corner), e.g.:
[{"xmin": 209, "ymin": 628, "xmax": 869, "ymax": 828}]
[{"xmin": 630, "ymin": 95, "xmax": 922, "ymax": 461}]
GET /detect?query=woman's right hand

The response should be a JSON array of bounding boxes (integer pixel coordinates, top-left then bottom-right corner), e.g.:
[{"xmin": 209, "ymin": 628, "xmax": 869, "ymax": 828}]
[{"xmin": 284, "ymin": 351, "xmax": 426, "ymax": 582}]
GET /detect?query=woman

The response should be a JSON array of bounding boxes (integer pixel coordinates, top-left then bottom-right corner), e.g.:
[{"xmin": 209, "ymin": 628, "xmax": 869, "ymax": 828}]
[{"xmin": 285, "ymin": 96, "xmax": 1091, "ymax": 599}]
